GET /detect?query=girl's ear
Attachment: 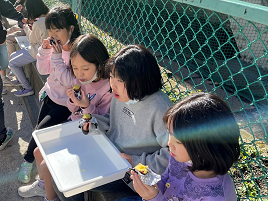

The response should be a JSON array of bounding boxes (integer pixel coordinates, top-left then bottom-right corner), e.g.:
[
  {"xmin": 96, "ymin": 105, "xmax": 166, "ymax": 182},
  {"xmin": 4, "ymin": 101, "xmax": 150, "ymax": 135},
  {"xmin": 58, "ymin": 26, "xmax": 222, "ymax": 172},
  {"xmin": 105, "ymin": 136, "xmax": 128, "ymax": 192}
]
[{"xmin": 71, "ymin": 25, "xmax": 74, "ymax": 32}]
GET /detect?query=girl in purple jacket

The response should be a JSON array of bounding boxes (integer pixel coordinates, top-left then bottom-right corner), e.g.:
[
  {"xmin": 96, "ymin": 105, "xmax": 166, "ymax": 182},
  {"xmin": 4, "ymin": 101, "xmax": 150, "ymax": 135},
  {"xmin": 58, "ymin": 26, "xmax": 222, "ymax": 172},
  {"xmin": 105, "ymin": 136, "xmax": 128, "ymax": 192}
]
[{"xmin": 120, "ymin": 92, "xmax": 240, "ymax": 201}]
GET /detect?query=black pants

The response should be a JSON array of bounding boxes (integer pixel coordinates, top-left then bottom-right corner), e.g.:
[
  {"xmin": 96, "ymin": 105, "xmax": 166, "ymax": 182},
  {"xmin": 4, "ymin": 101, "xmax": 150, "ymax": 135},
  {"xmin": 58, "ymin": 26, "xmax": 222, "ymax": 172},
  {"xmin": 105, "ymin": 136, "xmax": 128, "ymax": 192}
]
[
  {"xmin": 52, "ymin": 178, "xmax": 137, "ymax": 201},
  {"xmin": 24, "ymin": 96, "xmax": 71, "ymax": 163}
]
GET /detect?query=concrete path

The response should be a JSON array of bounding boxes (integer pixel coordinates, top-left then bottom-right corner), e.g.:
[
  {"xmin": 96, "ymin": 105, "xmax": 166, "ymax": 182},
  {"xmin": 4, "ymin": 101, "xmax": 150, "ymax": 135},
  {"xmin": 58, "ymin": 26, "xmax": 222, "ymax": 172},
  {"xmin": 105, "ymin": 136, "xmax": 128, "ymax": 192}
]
[{"xmin": 0, "ymin": 85, "xmax": 43, "ymax": 201}]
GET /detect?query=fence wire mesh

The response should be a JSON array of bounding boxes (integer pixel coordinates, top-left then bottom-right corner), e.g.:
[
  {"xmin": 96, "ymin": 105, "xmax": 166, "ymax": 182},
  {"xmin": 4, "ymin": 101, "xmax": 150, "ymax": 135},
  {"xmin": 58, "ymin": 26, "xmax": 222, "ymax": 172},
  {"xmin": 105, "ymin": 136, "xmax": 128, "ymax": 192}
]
[{"xmin": 45, "ymin": 0, "xmax": 268, "ymax": 200}]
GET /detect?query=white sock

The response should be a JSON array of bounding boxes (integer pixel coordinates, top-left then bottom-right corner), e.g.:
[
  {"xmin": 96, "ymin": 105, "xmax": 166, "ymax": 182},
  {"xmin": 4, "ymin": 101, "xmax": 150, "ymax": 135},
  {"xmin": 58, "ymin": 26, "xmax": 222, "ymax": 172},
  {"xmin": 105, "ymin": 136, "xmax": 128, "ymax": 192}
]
[
  {"xmin": 37, "ymin": 177, "xmax": 45, "ymax": 189},
  {"xmin": 1, "ymin": 74, "xmax": 6, "ymax": 79}
]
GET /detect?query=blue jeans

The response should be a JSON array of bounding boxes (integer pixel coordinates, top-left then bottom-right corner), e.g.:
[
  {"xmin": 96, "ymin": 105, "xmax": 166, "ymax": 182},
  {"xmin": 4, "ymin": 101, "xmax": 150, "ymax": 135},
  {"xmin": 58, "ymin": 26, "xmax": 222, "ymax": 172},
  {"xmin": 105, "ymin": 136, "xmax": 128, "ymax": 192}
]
[
  {"xmin": 0, "ymin": 43, "xmax": 7, "ymax": 141},
  {"xmin": 0, "ymin": 42, "xmax": 9, "ymax": 71},
  {"xmin": 115, "ymin": 196, "xmax": 142, "ymax": 201}
]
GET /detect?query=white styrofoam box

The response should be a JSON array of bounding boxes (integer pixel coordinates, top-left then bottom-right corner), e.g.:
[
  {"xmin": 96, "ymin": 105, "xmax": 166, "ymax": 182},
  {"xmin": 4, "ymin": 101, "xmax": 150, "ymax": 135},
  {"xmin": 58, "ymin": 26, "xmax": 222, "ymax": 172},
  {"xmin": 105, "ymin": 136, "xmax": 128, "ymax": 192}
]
[
  {"xmin": 32, "ymin": 120, "xmax": 131, "ymax": 197},
  {"xmin": 15, "ymin": 36, "xmax": 30, "ymax": 49}
]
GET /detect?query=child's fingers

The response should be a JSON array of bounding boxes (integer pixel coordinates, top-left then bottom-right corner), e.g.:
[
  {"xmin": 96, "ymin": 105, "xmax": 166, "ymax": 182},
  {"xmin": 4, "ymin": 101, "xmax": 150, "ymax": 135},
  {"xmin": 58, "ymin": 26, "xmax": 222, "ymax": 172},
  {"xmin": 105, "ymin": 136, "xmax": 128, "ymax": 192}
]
[
  {"xmin": 42, "ymin": 39, "xmax": 51, "ymax": 49},
  {"xmin": 81, "ymin": 89, "xmax": 86, "ymax": 96},
  {"xmin": 83, "ymin": 122, "xmax": 91, "ymax": 132},
  {"xmin": 53, "ymin": 40, "xmax": 63, "ymax": 53},
  {"xmin": 66, "ymin": 90, "xmax": 73, "ymax": 98},
  {"xmin": 132, "ymin": 172, "xmax": 148, "ymax": 195}
]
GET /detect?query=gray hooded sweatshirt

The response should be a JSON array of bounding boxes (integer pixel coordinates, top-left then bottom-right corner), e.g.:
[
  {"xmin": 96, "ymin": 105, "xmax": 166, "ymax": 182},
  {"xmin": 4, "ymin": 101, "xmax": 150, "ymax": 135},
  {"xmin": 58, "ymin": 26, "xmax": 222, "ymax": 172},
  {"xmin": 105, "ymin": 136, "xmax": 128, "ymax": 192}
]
[{"xmin": 90, "ymin": 90, "xmax": 173, "ymax": 175}]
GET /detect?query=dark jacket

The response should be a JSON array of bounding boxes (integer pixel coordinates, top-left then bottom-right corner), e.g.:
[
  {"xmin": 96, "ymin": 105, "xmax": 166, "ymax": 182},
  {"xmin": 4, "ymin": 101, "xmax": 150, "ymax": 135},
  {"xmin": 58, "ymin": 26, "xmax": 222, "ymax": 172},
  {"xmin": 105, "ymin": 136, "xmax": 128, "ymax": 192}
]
[{"xmin": 0, "ymin": 0, "xmax": 24, "ymax": 44}]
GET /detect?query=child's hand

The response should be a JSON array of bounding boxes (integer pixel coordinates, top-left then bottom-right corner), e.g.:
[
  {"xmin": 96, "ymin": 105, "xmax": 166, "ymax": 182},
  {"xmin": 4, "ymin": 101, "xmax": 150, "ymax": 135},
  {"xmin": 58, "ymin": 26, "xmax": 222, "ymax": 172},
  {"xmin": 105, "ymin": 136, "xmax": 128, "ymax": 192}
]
[
  {"xmin": 120, "ymin": 153, "xmax": 132, "ymax": 165},
  {"xmin": 23, "ymin": 24, "xmax": 28, "ymax": 29},
  {"xmin": 52, "ymin": 40, "xmax": 62, "ymax": 53},
  {"xmin": 131, "ymin": 170, "xmax": 159, "ymax": 200},
  {"xmin": 16, "ymin": 5, "xmax": 23, "ymax": 12},
  {"xmin": 66, "ymin": 86, "xmax": 75, "ymax": 101},
  {"xmin": 42, "ymin": 37, "xmax": 52, "ymax": 49},
  {"xmin": 78, "ymin": 90, "xmax": 90, "ymax": 108},
  {"xmin": 22, "ymin": 18, "xmax": 27, "ymax": 24},
  {"xmin": 83, "ymin": 122, "xmax": 91, "ymax": 132},
  {"xmin": 67, "ymin": 88, "xmax": 90, "ymax": 108}
]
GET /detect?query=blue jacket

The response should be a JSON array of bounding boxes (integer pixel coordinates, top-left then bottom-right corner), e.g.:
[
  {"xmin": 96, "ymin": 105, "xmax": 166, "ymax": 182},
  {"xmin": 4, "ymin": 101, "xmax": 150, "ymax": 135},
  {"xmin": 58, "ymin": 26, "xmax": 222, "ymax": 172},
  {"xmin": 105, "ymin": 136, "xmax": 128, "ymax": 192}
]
[{"xmin": 0, "ymin": 0, "xmax": 24, "ymax": 44}]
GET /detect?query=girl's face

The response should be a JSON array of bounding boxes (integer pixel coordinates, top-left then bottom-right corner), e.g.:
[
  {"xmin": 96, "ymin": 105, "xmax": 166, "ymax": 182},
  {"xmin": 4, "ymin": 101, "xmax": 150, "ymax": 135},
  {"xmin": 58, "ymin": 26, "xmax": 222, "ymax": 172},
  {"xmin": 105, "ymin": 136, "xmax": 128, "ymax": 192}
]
[
  {"xmin": 110, "ymin": 72, "xmax": 130, "ymax": 102},
  {"xmin": 48, "ymin": 27, "xmax": 70, "ymax": 46},
  {"xmin": 71, "ymin": 53, "xmax": 97, "ymax": 83},
  {"xmin": 168, "ymin": 134, "xmax": 191, "ymax": 163}
]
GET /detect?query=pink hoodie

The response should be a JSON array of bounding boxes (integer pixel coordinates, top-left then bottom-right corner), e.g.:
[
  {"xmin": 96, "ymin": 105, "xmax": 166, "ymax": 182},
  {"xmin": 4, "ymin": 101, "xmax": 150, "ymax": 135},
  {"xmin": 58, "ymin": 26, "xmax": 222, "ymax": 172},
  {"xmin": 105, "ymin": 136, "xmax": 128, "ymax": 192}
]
[
  {"xmin": 67, "ymin": 79, "xmax": 112, "ymax": 120},
  {"xmin": 52, "ymin": 54, "xmax": 113, "ymax": 120},
  {"xmin": 36, "ymin": 47, "xmax": 70, "ymax": 106}
]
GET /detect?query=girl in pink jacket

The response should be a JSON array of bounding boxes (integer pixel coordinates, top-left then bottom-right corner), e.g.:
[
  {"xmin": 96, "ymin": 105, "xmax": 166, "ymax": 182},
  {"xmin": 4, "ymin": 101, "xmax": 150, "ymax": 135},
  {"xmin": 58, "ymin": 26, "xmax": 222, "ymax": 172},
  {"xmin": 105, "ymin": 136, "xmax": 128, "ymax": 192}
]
[
  {"xmin": 54, "ymin": 34, "xmax": 113, "ymax": 121},
  {"xmin": 18, "ymin": 5, "xmax": 81, "ymax": 186}
]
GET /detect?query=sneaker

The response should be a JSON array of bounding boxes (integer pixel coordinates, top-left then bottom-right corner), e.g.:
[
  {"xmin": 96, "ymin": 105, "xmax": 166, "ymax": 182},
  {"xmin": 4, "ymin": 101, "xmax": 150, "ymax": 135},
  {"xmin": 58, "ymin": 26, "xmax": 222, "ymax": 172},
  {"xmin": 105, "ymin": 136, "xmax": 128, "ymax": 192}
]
[
  {"xmin": 2, "ymin": 76, "xmax": 14, "ymax": 86},
  {"xmin": 8, "ymin": 70, "xmax": 14, "ymax": 77},
  {"xmin": 18, "ymin": 162, "xmax": 33, "ymax": 183},
  {"xmin": 2, "ymin": 88, "xmax": 7, "ymax": 95},
  {"xmin": 0, "ymin": 127, "xmax": 13, "ymax": 151},
  {"xmin": 11, "ymin": 80, "xmax": 23, "ymax": 86},
  {"xmin": 14, "ymin": 88, "xmax": 34, "ymax": 97},
  {"xmin": 18, "ymin": 180, "xmax": 46, "ymax": 198}
]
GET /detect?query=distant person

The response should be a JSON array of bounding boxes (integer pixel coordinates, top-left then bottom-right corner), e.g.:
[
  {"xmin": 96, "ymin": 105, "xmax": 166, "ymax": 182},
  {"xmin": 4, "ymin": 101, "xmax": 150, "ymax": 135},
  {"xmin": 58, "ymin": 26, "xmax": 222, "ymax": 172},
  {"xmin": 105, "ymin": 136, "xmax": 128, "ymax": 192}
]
[
  {"xmin": 17, "ymin": 5, "xmax": 81, "ymax": 189},
  {"xmin": 118, "ymin": 92, "xmax": 240, "ymax": 201},
  {"xmin": 0, "ymin": 0, "xmax": 26, "ymax": 95},
  {"xmin": 2, "ymin": 0, "xmax": 28, "ymax": 90},
  {"xmin": 7, "ymin": 0, "xmax": 49, "ymax": 97},
  {"xmin": 0, "ymin": 0, "xmax": 26, "ymax": 150}
]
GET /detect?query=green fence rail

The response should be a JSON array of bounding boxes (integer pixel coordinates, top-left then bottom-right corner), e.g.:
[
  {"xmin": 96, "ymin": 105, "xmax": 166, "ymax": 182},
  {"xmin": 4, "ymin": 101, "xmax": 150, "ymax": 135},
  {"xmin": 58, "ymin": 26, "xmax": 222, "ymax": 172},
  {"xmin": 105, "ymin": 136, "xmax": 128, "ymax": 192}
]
[{"xmin": 45, "ymin": 0, "xmax": 268, "ymax": 200}]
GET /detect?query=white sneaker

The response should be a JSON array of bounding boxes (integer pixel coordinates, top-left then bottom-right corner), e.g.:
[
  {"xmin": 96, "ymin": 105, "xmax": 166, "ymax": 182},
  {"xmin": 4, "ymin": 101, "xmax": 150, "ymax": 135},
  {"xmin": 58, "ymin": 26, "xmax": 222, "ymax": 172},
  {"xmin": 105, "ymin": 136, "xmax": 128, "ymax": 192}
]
[
  {"xmin": 2, "ymin": 88, "xmax": 7, "ymax": 95},
  {"xmin": 18, "ymin": 180, "xmax": 46, "ymax": 198},
  {"xmin": 2, "ymin": 76, "xmax": 14, "ymax": 87}
]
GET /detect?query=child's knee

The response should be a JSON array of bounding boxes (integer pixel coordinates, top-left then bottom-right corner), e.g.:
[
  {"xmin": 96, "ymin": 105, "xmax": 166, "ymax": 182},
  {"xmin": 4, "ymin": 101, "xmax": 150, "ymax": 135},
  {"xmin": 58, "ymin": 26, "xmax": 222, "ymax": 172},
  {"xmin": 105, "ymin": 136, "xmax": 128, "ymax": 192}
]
[
  {"xmin": 33, "ymin": 147, "xmax": 43, "ymax": 159},
  {"xmin": 9, "ymin": 56, "xmax": 16, "ymax": 67}
]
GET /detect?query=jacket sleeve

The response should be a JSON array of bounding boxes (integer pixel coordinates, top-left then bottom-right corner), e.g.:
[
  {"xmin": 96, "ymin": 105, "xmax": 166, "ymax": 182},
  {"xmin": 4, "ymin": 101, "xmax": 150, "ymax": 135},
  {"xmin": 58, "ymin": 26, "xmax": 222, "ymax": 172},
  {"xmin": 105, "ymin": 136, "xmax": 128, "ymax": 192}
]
[
  {"xmin": 24, "ymin": 22, "xmax": 42, "ymax": 45},
  {"xmin": 67, "ymin": 99, "xmax": 79, "ymax": 113},
  {"xmin": 36, "ymin": 47, "xmax": 53, "ymax": 75},
  {"xmin": 82, "ymin": 91, "xmax": 112, "ymax": 115},
  {"xmin": 53, "ymin": 57, "xmax": 74, "ymax": 87},
  {"xmin": 147, "ymin": 163, "xmax": 170, "ymax": 201},
  {"xmin": 132, "ymin": 103, "xmax": 171, "ymax": 175}
]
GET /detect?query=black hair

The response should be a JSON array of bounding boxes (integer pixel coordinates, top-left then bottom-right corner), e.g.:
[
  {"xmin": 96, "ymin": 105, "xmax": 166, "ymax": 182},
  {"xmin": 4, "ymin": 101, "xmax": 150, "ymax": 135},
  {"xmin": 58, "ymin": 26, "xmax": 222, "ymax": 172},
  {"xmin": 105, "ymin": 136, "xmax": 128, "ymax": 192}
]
[
  {"xmin": 163, "ymin": 92, "xmax": 240, "ymax": 175},
  {"xmin": 26, "ymin": 0, "xmax": 49, "ymax": 21},
  {"xmin": 70, "ymin": 34, "xmax": 110, "ymax": 79},
  {"xmin": 45, "ymin": 5, "xmax": 81, "ymax": 44},
  {"xmin": 106, "ymin": 45, "xmax": 162, "ymax": 100}
]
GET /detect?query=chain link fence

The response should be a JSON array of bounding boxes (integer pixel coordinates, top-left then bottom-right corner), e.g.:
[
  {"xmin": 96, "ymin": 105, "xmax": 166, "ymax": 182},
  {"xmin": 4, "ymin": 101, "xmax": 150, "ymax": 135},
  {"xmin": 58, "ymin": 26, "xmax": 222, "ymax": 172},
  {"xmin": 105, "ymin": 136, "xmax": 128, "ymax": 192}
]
[{"xmin": 45, "ymin": 0, "xmax": 268, "ymax": 200}]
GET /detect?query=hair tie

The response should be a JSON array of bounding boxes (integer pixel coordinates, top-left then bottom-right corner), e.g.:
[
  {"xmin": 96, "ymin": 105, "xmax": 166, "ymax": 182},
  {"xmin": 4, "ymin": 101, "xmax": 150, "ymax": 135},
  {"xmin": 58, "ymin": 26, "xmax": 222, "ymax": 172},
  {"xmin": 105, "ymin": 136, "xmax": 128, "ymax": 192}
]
[{"xmin": 74, "ymin": 13, "xmax": 78, "ymax": 19}]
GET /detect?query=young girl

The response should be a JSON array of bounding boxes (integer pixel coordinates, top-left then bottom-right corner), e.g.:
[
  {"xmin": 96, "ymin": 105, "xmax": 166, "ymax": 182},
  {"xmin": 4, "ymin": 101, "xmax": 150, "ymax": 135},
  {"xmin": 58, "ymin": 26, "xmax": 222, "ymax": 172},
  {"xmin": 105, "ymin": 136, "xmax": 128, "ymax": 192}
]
[
  {"xmin": 50, "ymin": 45, "xmax": 173, "ymax": 201},
  {"xmin": 55, "ymin": 34, "xmax": 113, "ymax": 120},
  {"xmin": 120, "ymin": 92, "xmax": 240, "ymax": 201},
  {"xmin": 8, "ymin": 0, "xmax": 49, "ymax": 97},
  {"xmin": 18, "ymin": 33, "xmax": 113, "ymax": 201},
  {"xmin": 17, "ymin": 5, "xmax": 81, "ymax": 185}
]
